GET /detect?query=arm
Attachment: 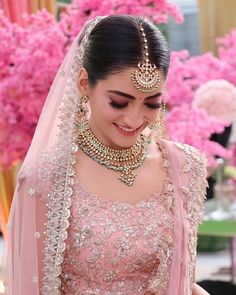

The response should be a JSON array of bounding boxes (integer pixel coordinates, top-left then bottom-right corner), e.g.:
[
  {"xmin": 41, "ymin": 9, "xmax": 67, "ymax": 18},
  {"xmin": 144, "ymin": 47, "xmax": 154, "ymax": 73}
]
[{"xmin": 192, "ymin": 283, "xmax": 210, "ymax": 295}]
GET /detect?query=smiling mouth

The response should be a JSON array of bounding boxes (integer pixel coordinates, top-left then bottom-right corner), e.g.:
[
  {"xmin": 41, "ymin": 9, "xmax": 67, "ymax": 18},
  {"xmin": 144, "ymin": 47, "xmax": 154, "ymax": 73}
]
[{"xmin": 113, "ymin": 123, "xmax": 144, "ymax": 135}]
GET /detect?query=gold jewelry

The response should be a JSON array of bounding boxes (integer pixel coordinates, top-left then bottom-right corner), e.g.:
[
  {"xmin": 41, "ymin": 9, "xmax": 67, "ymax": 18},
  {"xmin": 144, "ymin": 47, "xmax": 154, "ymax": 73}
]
[
  {"xmin": 77, "ymin": 95, "xmax": 89, "ymax": 127},
  {"xmin": 148, "ymin": 119, "xmax": 159, "ymax": 141},
  {"xmin": 131, "ymin": 22, "xmax": 161, "ymax": 93},
  {"xmin": 160, "ymin": 101, "xmax": 168, "ymax": 140},
  {"xmin": 147, "ymin": 101, "xmax": 168, "ymax": 142},
  {"xmin": 77, "ymin": 123, "xmax": 148, "ymax": 186}
]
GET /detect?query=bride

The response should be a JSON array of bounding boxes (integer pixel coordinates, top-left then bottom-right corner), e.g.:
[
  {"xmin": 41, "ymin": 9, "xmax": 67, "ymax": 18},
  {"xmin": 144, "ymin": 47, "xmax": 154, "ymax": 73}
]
[{"xmin": 4, "ymin": 15, "xmax": 209, "ymax": 295}]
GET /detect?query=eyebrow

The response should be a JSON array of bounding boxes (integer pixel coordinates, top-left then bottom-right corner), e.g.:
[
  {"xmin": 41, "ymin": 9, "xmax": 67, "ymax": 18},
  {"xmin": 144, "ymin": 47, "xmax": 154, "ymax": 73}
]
[{"xmin": 107, "ymin": 90, "xmax": 162, "ymax": 100}]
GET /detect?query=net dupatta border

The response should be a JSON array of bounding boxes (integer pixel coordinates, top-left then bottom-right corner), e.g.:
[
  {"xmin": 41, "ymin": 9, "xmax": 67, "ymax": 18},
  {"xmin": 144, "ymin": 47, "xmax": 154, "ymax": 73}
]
[
  {"xmin": 175, "ymin": 143, "xmax": 208, "ymax": 295},
  {"xmin": 40, "ymin": 16, "xmax": 105, "ymax": 295}
]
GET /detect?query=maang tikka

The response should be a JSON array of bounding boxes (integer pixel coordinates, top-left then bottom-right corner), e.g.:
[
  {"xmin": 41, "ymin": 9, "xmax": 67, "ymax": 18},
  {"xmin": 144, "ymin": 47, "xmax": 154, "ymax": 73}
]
[{"xmin": 131, "ymin": 22, "xmax": 161, "ymax": 93}]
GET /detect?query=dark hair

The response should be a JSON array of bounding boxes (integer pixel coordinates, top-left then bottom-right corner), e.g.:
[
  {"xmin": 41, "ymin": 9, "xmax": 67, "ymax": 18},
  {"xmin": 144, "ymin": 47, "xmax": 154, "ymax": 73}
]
[{"xmin": 82, "ymin": 15, "xmax": 170, "ymax": 87}]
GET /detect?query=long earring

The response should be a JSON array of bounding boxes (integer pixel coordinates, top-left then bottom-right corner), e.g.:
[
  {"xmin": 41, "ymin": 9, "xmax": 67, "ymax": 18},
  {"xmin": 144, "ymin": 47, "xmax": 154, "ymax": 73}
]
[
  {"xmin": 161, "ymin": 101, "xmax": 168, "ymax": 140},
  {"xmin": 148, "ymin": 118, "xmax": 159, "ymax": 143},
  {"xmin": 77, "ymin": 95, "xmax": 89, "ymax": 127},
  {"xmin": 148, "ymin": 101, "xmax": 168, "ymax": 142}
]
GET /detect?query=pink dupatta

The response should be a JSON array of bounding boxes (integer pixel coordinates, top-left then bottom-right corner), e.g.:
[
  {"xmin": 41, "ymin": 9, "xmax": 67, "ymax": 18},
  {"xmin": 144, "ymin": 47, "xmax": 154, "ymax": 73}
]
[
  {"xmin": 3, "ymin": 17, "xmax": 105, "ymax": 295},
  {"xmin": 165, "ymin": 141, "xmax": 208, "ymax": 295}
]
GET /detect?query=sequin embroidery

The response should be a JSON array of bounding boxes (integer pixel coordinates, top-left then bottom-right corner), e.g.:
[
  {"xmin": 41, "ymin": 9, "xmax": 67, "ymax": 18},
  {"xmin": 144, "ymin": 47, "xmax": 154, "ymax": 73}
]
[
  {"xmin": 60, "ymin": 141, "xmax": 175, "ymax": 295},
  {"xmin": 175, "ymin": 143, "xmax": 208, "ymax": 295}
]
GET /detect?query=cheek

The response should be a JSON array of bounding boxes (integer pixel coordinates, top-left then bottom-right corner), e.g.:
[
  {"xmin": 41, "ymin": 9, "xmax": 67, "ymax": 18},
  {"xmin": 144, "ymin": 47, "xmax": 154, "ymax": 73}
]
[
  {"xmin": 145, "ymin": 109, "xmax": 160, "ymax": 122},
  {"xmin": 90, "ymin": 96, "xmax": 120, "ymax": 122},
  {"xmin": 101, "ymin": 106, "xmax": 120, "ymax": 122}
]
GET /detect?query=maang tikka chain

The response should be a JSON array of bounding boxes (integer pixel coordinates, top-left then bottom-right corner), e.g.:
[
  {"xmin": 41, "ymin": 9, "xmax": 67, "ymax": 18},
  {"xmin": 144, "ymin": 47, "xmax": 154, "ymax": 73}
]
[{"xmin": 131, "ymin": 22, "xmax": 161, "ymax": 93}]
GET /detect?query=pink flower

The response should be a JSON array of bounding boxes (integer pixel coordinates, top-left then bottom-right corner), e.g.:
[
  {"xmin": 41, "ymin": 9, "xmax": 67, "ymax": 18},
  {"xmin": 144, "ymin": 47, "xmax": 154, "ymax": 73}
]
[
  {"xmin": 0, "ymin": 9, "xmax": 66, "ymax": 169},
  {"xmin": 166, "ymin": 51, "xmax": 228, "ymax": 108},
  {"xmin": 59, "ymin": 0, "xmax": 184, "ymax": 38},
  {"xmin": 1, "ymin": 3, "xmax": 236, "ymax": 169},
  {"xmin": 193, "ymin": 79, "xmax": 236, "ymax": 122},
  {"xmin": 166, "ymin": 104, "xmax": 231, "ymax": 166}
]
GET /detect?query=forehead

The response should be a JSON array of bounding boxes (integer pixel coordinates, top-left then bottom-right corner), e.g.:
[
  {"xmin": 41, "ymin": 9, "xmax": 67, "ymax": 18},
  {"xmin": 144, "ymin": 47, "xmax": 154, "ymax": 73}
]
[{"xmin": 96, "ymin": 67, "xmax": 165, "ymax": 97}]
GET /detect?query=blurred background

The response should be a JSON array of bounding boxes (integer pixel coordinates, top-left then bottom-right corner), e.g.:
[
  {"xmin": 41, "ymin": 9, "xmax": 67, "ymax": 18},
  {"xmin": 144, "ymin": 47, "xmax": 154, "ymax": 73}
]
[{"xmin": 0, "ymin": 0, "xmax": 236, "ymax": 294}]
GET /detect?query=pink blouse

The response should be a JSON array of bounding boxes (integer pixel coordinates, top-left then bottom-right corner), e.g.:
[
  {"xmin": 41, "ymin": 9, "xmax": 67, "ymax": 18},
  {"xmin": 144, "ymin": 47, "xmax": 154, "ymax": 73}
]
[
  {"xmin": 59, "ymin": 140, "xmax": 207, "ymax": 295},
  {"xmin": 4, "ymin": 139, "xmax": 207, "ymax": 295}
]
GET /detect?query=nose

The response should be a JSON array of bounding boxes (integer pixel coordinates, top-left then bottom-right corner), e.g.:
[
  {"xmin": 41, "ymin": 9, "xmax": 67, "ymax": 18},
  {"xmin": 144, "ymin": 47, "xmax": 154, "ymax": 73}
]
[{"xmin": 122, "ymin": 107, "xmax": 144, "ymax": 130}]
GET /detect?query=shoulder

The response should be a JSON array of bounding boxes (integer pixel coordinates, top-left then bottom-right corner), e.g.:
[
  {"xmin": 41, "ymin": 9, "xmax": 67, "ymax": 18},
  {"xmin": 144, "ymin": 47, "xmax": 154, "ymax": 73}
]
[
  {"xmin": 17, "ymin": 150, "xmax": 59, "ymax": 198},
  {"xmin": 161, "ymin": 139, "xmax": 205, "ymax": 160},
  {"xmin": 160, "ymin": 139, "xmax": 207, "ymax": 178},
  {"xmin": 159, "ymin": 140, "xmax": 208, "ymax": 220}
]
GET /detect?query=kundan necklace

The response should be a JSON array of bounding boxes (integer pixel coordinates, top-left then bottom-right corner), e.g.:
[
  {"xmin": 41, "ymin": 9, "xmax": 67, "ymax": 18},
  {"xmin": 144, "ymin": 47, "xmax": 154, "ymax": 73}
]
[{"xmin": 77, "ymin": 123, "xmax": 148, "ymax": 186}]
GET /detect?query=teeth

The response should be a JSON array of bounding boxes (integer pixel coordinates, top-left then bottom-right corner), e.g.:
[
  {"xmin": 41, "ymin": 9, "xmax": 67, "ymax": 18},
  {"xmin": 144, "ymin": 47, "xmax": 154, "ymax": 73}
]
[{"xmin": 117, "ymin": 125, "xmax": 135, "ymax": 132}]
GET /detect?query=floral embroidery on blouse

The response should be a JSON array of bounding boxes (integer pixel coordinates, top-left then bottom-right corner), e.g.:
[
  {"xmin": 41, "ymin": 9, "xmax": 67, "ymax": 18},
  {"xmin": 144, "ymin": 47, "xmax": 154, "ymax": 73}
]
[{"xmin": 60, "ymin": 140, "xmax": 175, "ymax": 295}]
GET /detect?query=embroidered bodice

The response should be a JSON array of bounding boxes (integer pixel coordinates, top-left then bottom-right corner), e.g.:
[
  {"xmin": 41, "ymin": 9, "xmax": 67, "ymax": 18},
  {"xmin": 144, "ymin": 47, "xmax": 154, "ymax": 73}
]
[
  {"xmin": 7, "ymin": 140, "xmax": 207, "ymax": 295},
  {"xmin": 35, "ymin": 140, "xmax": 207, "ymax": 295},
  {"xmin": 60, "ymin": 181, "xmax": 174, "ymax": 295},
  {"xmin": 60, "ymin": 143, "xmax": 175, "ymax": 295}
]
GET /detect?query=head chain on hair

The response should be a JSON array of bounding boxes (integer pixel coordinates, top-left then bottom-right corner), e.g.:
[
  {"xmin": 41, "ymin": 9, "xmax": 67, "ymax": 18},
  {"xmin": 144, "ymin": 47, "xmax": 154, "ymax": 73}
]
[{"xmin": 131, "ymin": 21, "xmax": 161, "ymax": 93}]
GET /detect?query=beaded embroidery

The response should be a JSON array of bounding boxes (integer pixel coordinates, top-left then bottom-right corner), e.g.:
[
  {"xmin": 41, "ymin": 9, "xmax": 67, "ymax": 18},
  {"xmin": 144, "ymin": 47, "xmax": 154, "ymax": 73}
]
[
  {"xmin": 16, "ymin": 24, "xmax": 207, "ymax": 295},
  {"xmin": 60, "ymin": 140, "xmax": 175, "ymax": 295},
  {"xmin": 37, "ymin": 17, "xmax": 105, "ymax": 295},
  {"xmin": 175, "ymin": 143, "xmax": 208, "ymax": 295}
]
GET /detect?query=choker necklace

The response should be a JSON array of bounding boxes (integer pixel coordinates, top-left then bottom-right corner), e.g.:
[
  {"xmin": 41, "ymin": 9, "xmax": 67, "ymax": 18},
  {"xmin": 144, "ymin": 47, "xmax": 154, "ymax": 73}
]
[{"xmin": 77, "ymin": 123, "xmax": 148, "ymax": 186}]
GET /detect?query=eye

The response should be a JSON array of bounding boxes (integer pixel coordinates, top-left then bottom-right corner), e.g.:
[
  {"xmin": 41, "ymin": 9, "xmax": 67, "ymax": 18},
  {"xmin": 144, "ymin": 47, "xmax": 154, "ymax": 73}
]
[
  {"xmin": 109, "ymin": 100, "xmax": 128, "ymax": 109},
  {"xmin": 145, "ymin": 102, "xmax": 161, "ymax": 110}
]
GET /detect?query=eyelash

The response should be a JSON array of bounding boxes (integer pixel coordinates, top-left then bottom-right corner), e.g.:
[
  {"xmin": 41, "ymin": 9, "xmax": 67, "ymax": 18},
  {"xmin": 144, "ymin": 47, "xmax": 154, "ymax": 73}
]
[
  {"xmin": 146, "ymin": 103, "xmax": 161, "ymax": 109},
  {"xmin": 109, "ymin": 101, "xmax": 128, "ymax": 109},
  {"xmin": 109, "ymin": 100, "xmax": 161, "ymax": 110}
]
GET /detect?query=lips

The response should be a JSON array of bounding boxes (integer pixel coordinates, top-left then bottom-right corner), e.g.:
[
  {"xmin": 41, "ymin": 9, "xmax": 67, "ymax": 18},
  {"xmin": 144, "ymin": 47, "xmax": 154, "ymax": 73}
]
[{"xmin": 113, "ymin": 123, "xmax": 143, "ymax": 136}]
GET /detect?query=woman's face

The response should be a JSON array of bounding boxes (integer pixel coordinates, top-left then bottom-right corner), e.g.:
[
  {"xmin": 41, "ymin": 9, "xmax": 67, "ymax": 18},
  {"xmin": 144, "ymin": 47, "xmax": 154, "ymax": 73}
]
[{"xmin": 78, "ymin": 67, "xmax": 165, "ymax": 149}]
